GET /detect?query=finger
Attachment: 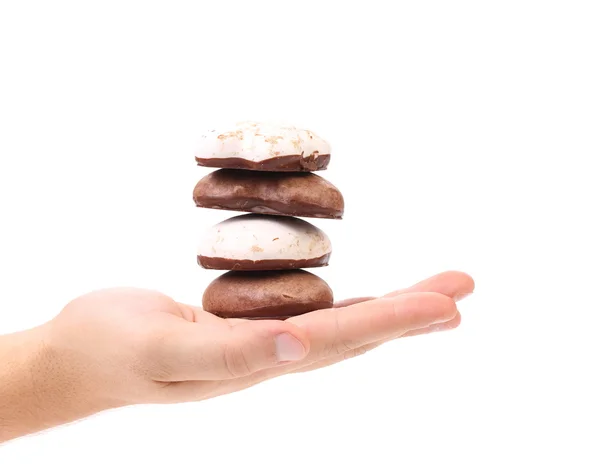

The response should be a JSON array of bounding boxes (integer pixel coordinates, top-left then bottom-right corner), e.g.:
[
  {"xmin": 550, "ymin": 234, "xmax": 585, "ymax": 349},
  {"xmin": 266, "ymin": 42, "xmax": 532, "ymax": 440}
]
[
  {"xmin": 333, "ymin": 271, "xmax": 474, "ymax": 310},
  {"xmin": 194, "ymin": 272, "xmax": 469, "ymax": 377},
  {"xmin": 291, "ymin": 341, "xmax": 382, "ymax": 373},
  {"xmin": 290, "ymin": 272, "xmax": 472, "ymax": 372},
  {"xmin": 149, "ymin": 317, "xmax": 310, "ymax": 382},
  {"xmin": 291, "ymin": 312, "xmax": 462, "ymax": 373},
  {"xmin": 165, "ymin": 299, "xmax": 458, "ymax": 401},
  {"xmin": 403, "ymin": 311, "xmax": 462, "ymax": 337},
  {"xmin": 169, "ymin": 302, "xmax": 459, "ymax": 401},
  {"xmin": 334, "ymin": 297, "xmax": 375, "ymax": 308},
  {"xmin": 290, "ymin": 292, "xmax": 457, "ymax": 360},
  {"xmin": 173, "ymin": 272, "xmax": 470, "ymax": 382},
  {"xmin": 385, "ymin": 270, "xmax": 474, "ymax": 300}
]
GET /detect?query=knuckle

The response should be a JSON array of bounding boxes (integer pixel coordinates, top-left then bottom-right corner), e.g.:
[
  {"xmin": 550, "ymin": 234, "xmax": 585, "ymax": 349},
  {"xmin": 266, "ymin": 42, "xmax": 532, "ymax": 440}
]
[
  {"xmin": 223, "ymin": 342, "xmax": 252, "ymax": 378},
  {"xmin": 319, "ymin": 340, "xmax": 336, "ymax": 360},
  {"xmin": 337, "ymin": 337, "xmax": 354, "ymax": 355},
  {"xmin": 334, "ymin": 310, "xmax": 356, "ymax": 353},
  {"xmin": 344, "ymin": 345, "xmax": 368, "ymax": 361},
  {"xmin": 321, "ymin": 308, "xmax": 356, "ymax": 358}
]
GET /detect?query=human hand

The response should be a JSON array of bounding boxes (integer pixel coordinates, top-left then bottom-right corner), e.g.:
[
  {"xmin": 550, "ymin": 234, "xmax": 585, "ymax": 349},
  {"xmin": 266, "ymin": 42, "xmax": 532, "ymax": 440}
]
[{"xmin": 37, "ymin": 271, "xmax": 472, "ymax": 411}]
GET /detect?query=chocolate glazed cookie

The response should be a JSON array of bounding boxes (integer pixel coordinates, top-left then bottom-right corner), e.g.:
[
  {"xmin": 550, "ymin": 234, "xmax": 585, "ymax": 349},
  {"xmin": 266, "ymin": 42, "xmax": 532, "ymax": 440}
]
[
  {"xmin": 197, "ymin": 214, "xmax": 332, "ymax": 271},
  {"xmin": 193, "ymin": 169, "xmax": 344, "ymax": 219},
  {"xmin": 195, "ymin": 121, "xmax": 331, "ymax": 172},
  {"xmin": 202, "ymin": 270, "xmax": 334, "ymax": 319}
]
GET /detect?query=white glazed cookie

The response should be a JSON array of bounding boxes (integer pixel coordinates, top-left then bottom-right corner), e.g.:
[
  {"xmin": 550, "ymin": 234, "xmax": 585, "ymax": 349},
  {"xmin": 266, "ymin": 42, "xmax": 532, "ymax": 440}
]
[
  {"xmin": 197, "ymin": 213, "xmax": 332, "ymax": 270},
  {"xmin": 195, "ymin": 121, "xmax": 331, "ymax": 171}
]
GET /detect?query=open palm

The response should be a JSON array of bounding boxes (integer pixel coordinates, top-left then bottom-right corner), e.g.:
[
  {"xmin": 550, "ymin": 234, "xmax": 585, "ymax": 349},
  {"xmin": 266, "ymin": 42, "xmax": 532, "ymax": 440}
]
[{"xmin": 47, "ymin": 271, "xmax": 473, "ymax": 407}]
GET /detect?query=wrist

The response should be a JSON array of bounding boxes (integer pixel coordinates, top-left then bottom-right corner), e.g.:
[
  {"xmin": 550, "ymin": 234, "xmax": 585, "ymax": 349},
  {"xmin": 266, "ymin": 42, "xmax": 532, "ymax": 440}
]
[
  {"xmin": 0, "ymin": 324, "xmax": 120, "ymax": 442},
  {"xmin": 37, "ymin": 320, "xmax": 127, "ymax": 414}
]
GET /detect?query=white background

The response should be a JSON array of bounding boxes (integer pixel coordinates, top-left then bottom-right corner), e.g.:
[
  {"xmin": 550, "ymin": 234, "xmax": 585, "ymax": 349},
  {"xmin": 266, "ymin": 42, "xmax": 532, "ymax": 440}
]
[{"xmin": 1, "ymin": 0, "xmax": 599, "ymax": 473}]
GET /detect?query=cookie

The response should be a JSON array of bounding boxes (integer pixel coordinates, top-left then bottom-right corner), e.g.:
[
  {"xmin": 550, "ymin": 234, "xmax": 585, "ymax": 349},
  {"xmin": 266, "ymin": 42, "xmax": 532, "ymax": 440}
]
[
  {"xmin": 197, "ymin": 214, "xmax": 331, "ymax": 271},
  {"xmin": 202, "ymin": 269, "xmax": 334, "ymax": 319},
  {"xmin": 195, "ymin": 122, "xmax": 330, "ymax": 172},
  {"xmin": 193, "ymin": 169, "xmax": 344, "ymax": 219}
]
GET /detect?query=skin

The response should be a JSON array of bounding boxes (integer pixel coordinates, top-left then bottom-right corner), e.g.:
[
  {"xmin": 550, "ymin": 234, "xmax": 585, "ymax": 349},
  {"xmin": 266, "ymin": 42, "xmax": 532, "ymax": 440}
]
[{"xmin": 0, "ymin": 271, "xmax": 474, "ymax": 443}]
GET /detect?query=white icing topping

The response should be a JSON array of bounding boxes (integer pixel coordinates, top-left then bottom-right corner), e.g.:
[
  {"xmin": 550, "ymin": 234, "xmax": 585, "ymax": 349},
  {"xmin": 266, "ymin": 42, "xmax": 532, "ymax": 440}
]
[
  {"xmin": 197, "ymin": 214, "xmax": 332, "ymax": 261},
  {"xmin": 195, "ymin": 121, "xmax": 331, "ymax": 162}
]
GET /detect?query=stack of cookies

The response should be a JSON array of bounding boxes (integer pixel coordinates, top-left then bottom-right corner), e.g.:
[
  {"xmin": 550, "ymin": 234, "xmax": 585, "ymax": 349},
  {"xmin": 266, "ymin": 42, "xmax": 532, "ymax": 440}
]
[{"xmin": 193, "ymin": 121, "xmax": 343, "ymax": 320}]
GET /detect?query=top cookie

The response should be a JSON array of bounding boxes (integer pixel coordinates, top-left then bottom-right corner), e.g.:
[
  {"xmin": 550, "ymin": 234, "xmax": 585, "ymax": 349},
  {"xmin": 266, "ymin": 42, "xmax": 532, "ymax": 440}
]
[{"xmin": 195, "ymin": 122, "xmax": 331, "ymax": 172}]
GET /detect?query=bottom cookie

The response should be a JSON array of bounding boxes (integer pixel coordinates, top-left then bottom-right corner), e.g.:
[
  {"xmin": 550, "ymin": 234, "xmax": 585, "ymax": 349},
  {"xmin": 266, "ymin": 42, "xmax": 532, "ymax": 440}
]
[{"xmin": 202, "ymin": 269, "xmax": 334, "ymax": 319}]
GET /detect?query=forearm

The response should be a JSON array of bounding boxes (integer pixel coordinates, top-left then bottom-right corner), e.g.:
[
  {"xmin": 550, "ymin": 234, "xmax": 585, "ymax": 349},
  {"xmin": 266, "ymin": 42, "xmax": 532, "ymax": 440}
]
[{"xmin": 0, "ymin": 324, "xmax": 105, "ymax": 443}]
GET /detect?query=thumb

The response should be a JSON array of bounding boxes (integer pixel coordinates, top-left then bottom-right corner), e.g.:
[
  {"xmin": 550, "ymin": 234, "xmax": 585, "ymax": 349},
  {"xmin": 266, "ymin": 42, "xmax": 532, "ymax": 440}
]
[{"xmin": 151, "ymin": 318, "xmax": 310, "ymax": 382}]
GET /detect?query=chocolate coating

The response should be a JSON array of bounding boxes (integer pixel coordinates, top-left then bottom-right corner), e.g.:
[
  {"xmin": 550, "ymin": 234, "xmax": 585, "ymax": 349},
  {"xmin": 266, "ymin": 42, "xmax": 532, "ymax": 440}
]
[
  {"xmin": 197, "ymin": 254, "xmax": 330, "ymax": 271},
  {"xmin": 193, "ymin": 169, "xmax": 344, "ymax": 219},
  {"xmin": 196, "ymin": 154, "xmax": 330, "ymax": 172},
  {"xmin": 203, "ymin": 270, "xmax": 334, "ymax": 319}
]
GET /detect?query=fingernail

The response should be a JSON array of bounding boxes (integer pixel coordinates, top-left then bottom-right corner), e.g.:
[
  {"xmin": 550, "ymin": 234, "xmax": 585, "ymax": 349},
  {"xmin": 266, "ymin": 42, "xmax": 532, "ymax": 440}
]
[
  {"xmin": 275, "ymin": 333, "xmax": 306, "ymax": 362},
  {"xmin": 454, "ymin": 292, "xmax": 473, "ymax": 302}
]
